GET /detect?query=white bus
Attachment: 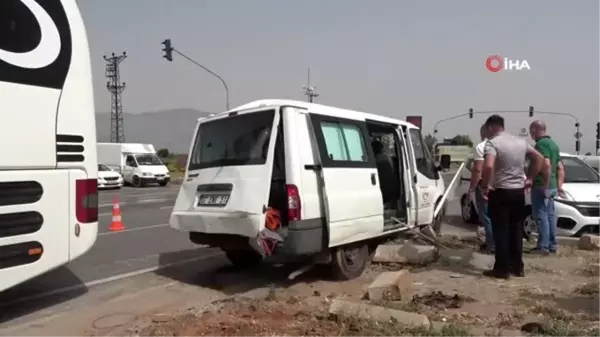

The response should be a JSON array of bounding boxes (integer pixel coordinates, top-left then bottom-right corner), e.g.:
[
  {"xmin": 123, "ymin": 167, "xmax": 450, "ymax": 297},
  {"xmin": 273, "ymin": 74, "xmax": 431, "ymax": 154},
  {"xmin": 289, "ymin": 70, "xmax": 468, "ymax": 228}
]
[{"xmin": 0, "ymin": 0, "xmax": 98, "ymax": 292}]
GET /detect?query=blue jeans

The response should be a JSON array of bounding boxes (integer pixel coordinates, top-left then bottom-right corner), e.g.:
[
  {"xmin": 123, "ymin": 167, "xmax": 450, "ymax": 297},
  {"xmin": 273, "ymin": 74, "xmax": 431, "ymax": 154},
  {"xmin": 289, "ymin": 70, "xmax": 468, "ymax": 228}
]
[
  {"xmin": 531, "ymin": 187, "xmax": 558, "ymax": 252},
  {"xmin": 475, "ymin": 187, "xmax": 494, "ymax": 249}
]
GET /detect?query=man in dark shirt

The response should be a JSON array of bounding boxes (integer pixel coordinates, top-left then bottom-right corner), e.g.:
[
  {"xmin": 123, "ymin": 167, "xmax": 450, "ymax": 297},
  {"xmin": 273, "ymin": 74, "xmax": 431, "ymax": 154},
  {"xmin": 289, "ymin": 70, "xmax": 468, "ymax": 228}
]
[{"xmin": 529, "ymin": 120, "xmax": 563, "ymax": 255}]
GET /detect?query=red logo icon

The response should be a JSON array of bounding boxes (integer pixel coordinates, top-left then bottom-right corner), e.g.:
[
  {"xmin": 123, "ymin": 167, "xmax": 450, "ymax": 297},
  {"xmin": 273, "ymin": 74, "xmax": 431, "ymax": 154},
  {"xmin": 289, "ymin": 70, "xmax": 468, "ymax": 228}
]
[{"xmin": 486, "ymin": 55, "xmax": 504, "ymax": 72}]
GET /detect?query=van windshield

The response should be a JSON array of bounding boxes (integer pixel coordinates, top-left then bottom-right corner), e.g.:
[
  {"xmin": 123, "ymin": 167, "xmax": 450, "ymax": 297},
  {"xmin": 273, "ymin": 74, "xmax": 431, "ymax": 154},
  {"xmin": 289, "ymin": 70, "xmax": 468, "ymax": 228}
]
[
  {"xmin": 135, "ymin": 154, "xmax": 163, "ymax": 166},
  {"xmin": 188, "ymin": 109, "xmax": 275, "ymax": 170}
]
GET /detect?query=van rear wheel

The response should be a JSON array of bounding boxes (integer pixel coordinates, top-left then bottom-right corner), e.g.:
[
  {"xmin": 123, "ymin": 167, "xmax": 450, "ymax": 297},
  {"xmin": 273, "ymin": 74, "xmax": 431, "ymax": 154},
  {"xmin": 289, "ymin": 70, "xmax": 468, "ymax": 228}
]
[
  {"xmin": 331, "ymin": 242, "xmax": 370, "ymax": 280},
  {"xmin": 223, "ymin": 249, "xmax": 262, "ymax": 269}
]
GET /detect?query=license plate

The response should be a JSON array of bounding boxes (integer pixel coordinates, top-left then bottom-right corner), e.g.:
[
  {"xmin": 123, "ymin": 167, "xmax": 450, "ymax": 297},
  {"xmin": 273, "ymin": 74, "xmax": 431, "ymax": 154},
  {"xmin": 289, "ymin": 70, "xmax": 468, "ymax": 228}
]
[
  {"xmin": 156, "ymin": 177, "xmax": 165, "ymax": 180},
  {"xmin": 197, "ymin": 194, "xmax": 229, "ymax": 206}
]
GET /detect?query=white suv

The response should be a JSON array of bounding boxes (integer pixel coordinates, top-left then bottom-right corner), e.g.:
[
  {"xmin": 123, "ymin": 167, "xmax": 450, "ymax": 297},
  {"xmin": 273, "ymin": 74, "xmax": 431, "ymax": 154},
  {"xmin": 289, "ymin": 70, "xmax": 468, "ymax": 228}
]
[{"xmin": 460, "ymin": 153, "xmax": 599, "ymax": 238}]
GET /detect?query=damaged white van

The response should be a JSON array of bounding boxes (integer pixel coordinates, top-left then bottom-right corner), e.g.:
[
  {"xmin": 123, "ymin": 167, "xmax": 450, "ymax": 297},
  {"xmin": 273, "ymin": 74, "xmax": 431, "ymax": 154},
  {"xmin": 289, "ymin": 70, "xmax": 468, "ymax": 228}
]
[{"xmin": 169, "ymin": 99, "xmax": 461, "ymax": 279}]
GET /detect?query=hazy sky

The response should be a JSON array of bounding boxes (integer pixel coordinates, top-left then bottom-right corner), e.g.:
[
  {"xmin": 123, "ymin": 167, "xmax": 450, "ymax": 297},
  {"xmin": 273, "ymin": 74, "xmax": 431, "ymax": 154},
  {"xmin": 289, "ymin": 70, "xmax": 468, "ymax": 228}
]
[{"xmin": 79, "ymin": 0, "xmax": 599, "ymax": 153}]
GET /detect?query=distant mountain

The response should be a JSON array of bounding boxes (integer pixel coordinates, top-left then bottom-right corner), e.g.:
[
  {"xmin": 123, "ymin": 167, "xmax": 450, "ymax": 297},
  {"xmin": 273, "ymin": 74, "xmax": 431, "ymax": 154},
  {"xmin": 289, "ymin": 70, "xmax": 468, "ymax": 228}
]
[{"xmin": 95, "ymin": 109, "xmax": 211, "ymax": 154}]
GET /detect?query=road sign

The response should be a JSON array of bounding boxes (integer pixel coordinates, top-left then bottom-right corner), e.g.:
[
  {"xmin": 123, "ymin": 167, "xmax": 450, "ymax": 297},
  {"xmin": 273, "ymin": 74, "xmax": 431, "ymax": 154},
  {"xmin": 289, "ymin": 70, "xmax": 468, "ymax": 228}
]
[{"xmin": 574, "ymin": 131, "xmax": 582, "ymax": 139}]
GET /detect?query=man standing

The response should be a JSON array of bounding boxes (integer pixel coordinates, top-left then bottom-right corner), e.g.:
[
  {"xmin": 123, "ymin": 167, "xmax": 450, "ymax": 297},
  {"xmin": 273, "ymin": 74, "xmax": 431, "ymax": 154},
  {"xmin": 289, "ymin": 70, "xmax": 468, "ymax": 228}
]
[
  {"xmin": 480, "ymin": 115, "xmax": 544, "ymax": 279},
  {"xmin": 469, "ymin": 124, "xmax": 494, "ymax": 253},
  {"xmin": 529, "ymin": 121, "xmax": 563, "ymax": 255}
]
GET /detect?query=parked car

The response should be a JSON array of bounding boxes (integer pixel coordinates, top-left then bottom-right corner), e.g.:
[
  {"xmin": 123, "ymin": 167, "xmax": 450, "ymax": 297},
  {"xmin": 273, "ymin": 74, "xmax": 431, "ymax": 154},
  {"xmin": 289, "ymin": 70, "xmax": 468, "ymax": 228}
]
[
  {"xmin": 97, "ymin": 164, "xmax": 124, "ymax": 189},
  {"xmin": 460, "ymin": 152, "xmax": 599, "ymax": 238}
]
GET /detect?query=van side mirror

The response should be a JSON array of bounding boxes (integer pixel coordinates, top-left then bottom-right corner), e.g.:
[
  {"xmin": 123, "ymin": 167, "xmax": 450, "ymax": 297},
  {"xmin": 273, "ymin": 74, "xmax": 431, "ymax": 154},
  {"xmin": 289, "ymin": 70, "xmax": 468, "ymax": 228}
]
[{"xmin": 440, "ymin": 154, "xmax": 451, "ymax": 170}]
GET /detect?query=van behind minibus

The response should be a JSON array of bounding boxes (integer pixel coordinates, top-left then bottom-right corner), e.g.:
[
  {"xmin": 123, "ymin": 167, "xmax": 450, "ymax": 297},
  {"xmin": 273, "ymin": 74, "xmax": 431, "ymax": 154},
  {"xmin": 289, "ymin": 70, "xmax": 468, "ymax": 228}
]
[
  {"xmin": 169, "ymin": 99, "xmax": 461, "ymax": 279},
  {"xmin": 0, "ymin": 0, "xmax": 98, "ymax": 292}
]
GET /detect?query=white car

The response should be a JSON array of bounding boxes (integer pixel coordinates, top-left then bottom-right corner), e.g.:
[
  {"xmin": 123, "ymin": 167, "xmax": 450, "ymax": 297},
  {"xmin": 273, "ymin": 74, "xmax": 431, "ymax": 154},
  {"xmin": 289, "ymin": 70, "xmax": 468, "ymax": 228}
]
[
  {"xmin": 97, "ymin": 164, "xmax": 124, "ymax": 189},
  {"xmin": 460, "ymin": 152, "xmax": 599, "ymax": 238}
]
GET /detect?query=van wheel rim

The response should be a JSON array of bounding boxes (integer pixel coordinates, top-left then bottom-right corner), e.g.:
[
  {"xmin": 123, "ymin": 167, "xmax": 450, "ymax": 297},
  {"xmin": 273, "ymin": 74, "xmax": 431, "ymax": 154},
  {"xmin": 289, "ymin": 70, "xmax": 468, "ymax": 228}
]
[{"xmin": 523, "ymin": 214, "xmax": 536, "ymax": 236}]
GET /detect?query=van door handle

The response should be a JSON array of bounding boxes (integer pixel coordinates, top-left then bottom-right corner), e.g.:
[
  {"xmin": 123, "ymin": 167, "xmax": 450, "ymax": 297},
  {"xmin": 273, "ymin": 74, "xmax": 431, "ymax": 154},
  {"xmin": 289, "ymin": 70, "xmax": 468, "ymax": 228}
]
[
  {"xmin": 371, "ymin": 173, "xmax": 377, "ymax": 185},
  {"xmin": 188, "ymin": 173, "xmax": 199, "ymax": 178}
]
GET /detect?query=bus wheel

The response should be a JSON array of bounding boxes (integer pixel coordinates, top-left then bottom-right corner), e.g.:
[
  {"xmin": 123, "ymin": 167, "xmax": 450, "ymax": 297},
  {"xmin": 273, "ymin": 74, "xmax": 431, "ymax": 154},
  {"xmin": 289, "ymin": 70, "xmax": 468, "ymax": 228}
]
[
  {"xmin": 223, "ymin": 249, "xmax": 262, "ymax": 269},
  {"xmin": 331, "ymin": 242, "xmax": 370, "ymax": 280}
]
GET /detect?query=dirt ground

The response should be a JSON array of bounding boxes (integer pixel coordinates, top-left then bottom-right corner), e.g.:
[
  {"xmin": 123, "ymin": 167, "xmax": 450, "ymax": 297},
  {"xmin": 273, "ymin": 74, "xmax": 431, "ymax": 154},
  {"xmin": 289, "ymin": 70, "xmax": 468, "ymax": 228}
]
[{"xmin": 126, "ymin": 235, "xmax": 599, "ymax": 336}]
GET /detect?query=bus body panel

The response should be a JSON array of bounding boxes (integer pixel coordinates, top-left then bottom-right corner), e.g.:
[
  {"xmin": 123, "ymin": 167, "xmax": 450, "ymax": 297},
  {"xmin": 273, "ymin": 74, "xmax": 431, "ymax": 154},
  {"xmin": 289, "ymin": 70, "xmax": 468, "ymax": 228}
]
[
  {"xmin": 0, "ymin": 170, "xmax": 70, "ymax": 292},
  {"xmin": 0, "ymin": 0, "xmax": 98, "ymax": 291},
  {"xmin": 0, "ymin": 84, "xmax": 59, "ymax": 170}
]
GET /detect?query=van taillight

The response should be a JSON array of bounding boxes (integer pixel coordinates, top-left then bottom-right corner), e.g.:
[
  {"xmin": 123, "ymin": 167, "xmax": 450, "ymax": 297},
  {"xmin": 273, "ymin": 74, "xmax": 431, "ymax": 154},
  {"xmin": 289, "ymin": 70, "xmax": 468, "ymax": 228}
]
[
  {"xmin": 286, "ymin": 184, "xmax": 301, "ymax": 221},
  {"xmin": 76, "ymin": 179, "xmax": 98, "ymax": 223}
]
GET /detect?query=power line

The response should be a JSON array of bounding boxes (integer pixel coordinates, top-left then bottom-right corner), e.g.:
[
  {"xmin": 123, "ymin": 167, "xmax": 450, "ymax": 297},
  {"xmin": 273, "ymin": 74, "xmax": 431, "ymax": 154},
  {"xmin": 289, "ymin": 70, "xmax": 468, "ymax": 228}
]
[{"xmin": 103, "ymin": 52, "xmax": 127, "ymax": 143}]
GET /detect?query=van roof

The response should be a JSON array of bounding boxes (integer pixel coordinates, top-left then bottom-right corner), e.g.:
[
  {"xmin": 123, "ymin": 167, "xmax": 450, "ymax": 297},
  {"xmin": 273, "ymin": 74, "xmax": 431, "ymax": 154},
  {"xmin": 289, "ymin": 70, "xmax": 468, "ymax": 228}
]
[{"xmin": 199, "ymin": 99, "xmax": 420, "ymax": 129}]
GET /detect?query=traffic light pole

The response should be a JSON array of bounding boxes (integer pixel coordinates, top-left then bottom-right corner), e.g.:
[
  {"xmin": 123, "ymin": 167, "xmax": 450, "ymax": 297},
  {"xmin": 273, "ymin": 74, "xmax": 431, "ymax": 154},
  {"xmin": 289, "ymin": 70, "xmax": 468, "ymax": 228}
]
[
  {"xmin": 433, "ymin": 109, "xmax": 581, "ymax": 154},
  {"xmin": 161, "ymin": 39, "xmax": 230, "ymax": 111}
]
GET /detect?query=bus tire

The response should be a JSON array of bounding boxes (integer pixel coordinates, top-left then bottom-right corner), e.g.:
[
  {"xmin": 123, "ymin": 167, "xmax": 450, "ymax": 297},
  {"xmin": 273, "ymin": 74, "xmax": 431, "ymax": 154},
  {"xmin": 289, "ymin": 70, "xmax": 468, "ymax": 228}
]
[
  {"xmin": 331, "ymin": 242, "xmax": 370, "ymax": 281},
  {"xmin": 224, "ymin": 249, "xmax": 262, "ymax": 269}
]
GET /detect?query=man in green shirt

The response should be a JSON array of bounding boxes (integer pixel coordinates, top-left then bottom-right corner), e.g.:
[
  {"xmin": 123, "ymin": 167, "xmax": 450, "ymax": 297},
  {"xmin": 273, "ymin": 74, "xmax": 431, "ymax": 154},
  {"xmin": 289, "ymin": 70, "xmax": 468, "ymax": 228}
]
[{"xmin": 529, "ymin": 120, "xmax": 564, "ymax": 254}]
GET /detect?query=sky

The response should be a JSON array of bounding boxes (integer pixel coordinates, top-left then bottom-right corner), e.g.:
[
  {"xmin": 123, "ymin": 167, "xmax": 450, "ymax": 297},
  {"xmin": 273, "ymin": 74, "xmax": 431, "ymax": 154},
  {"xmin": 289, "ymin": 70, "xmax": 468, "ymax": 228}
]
[{"xmin": 79, "ymin": 0, "xmax": 600, "ymax": 154}]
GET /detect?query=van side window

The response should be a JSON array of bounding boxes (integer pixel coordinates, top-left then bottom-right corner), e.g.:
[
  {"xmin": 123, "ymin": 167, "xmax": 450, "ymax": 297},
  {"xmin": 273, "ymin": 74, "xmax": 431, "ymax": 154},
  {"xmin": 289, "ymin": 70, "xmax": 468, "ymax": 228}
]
[
  {"xmin": 409, "ymin": 129, "xmax": 436, "ymax": 179},
  {"xmin": 320, "ymin": 122, "xmax": 367, "ymax": 162}
]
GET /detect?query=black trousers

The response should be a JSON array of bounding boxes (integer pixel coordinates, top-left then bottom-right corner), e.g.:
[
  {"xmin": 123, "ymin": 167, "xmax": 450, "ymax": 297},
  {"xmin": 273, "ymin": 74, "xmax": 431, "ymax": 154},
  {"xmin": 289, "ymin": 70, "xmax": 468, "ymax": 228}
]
[{"xmin": 488, "ymin": 188, "xmax": 526, "ymax": 274}]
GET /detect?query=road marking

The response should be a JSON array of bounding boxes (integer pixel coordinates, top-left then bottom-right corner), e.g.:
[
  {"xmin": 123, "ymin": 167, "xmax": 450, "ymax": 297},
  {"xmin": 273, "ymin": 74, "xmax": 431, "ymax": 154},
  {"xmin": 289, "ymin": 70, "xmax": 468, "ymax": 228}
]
[
  {"xmin": 159, "ymin": 206, "xmax": 172, "ymax": 210},
  {"xmin": 98, "ymin": 223, "xmax": 170, "ymax": 236},
  {"xmin": 98, "ymin": 198, "xmax": 170, "ymax": 208},
  {"xmin": 0, "ymin": 251, "xmax": 221, "ymax": 308},
  {"xmin": 99, "ymin": 212, "xmax": 112, "ymax": 216}
]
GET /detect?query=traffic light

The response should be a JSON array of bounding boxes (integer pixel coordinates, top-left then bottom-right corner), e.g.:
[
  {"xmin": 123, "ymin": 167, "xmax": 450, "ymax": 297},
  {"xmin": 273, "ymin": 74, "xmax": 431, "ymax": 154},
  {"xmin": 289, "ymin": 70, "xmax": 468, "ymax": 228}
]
[
  {"xmin": 161, "ymin": 39, "xmax": 173, "ymax": 62},
  {"xmin": 529, "ymin": 106, "xmax": 534, "ymax": 117},
  {"xmin": 468, "ymin": 108, "xmax": 473, "ymax": 119},
  {"xmin": 596, "ymin": 122, "xmax": 600, "ymax": 151}
]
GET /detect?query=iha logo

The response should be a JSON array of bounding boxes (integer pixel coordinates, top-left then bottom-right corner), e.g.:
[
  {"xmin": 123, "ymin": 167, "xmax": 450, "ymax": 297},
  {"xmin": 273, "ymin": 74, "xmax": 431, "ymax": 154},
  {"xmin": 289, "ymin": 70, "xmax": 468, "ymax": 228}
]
[{"xmin": 485, "ymin": 55, "xmax": 531, "ymax": 72}]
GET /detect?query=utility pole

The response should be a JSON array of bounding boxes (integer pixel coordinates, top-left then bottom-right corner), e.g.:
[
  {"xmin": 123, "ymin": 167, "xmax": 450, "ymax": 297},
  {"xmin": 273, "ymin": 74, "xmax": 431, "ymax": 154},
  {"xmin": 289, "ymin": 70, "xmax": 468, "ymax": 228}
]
[
  {"xmin": 104, "ymin": 52, "xmax": 127, "ymax": 143},
  {"xmin": 160, "ymin": 39, "xmax": 229, "ymax": 110},
  {"xmin": 303, "ymin": 68, "xmax": 319, "ymax": 103}
]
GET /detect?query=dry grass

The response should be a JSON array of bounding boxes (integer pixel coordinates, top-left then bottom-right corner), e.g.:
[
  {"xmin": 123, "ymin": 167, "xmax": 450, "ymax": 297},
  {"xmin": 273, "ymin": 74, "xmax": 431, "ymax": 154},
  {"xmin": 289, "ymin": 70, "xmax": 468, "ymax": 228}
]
[{"xmin": 574, "ymin": 280, "xmax": 600, "ymax": 296}]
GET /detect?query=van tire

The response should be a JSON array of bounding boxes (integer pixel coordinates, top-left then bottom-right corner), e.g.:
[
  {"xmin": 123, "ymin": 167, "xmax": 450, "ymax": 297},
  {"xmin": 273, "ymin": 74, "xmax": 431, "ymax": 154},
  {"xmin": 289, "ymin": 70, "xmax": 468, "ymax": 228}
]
[
  {"xmin": 331, "ymin": 242, "xmax": 370, "ymax": 281},
  {"xmin": 224, "ymin": 249, "xmax": 262, "ymax": 269},
  {"xmin": 132, "ymin": 176, "xmax": 143, "ymax": 187}
]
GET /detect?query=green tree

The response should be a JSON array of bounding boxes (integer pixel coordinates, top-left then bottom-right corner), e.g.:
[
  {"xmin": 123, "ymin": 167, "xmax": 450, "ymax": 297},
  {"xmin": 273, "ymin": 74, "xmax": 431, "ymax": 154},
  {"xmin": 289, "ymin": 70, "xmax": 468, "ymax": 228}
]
[
  {"xmin": 424, "ymin": 134, "xmax": 436, "ymax": 154},
  {"xmin": 449, "ymin": 134, "xmax": 473, "ymax": 147},
  {"xmin": 157, "ymin": 148, "xmax": 170, "ymax": 158}
]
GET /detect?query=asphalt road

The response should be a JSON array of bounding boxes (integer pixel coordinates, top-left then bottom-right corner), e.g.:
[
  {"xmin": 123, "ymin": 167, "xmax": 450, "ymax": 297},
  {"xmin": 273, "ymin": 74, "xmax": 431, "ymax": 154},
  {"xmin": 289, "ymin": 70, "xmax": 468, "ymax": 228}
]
[{"xmin": 0, "ymin": 171, "xmax": 474, "ymax": 327}]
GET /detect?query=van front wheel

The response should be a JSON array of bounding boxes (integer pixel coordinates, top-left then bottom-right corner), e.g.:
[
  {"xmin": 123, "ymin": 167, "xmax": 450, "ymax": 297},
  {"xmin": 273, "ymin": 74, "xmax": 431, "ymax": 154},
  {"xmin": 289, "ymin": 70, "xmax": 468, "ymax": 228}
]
[
  {"xmin": 223, "ymin": 249, "xmax": 262, "ymax": 269},
  {"xmin": 331, "ymin": 242, "xmax": 370, "ymax": 281}
]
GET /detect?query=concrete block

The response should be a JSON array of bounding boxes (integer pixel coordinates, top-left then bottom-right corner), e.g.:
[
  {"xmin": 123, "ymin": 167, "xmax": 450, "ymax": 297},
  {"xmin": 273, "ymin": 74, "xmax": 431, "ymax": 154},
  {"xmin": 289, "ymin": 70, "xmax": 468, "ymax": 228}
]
[
  {"xmin": 366, "ymin": 270, "xmax": 413, "ymax": 301},
  {"xmin": 579, "ymin": 234, "xmax": 600, "ymax": 251},
  {"xmin": 373, "ymin": 244, "xmax": 437, "ymax": 265},
  {"xmin": 329, "ymin": 299, "xmax": 430, "ymax": 328}
]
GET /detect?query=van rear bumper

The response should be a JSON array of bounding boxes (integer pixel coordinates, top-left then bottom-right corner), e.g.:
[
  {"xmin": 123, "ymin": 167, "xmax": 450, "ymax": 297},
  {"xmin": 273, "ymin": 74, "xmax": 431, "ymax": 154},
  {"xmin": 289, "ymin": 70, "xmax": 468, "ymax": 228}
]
[{"xmin": 169, "ymin": 210, "xmax": 260, "ymax": 238}]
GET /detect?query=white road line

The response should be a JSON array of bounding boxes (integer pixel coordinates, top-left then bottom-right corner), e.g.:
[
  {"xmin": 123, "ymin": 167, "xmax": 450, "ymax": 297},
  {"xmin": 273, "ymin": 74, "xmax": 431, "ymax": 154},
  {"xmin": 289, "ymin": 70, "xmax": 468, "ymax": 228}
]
[
  {"xmin": 98, "ymin": 212, "xmax": 112, "ymax": 216},
  {"xmin": 0, "ymin": 252, "xmax": 222, "ymax": 308},
  {"xmin": 98, "ymin": 198, "xmax": 170, "ymax": 208},
  {"xmin": 159, "ymin": 206, "xmax": 172, "ymax": 210},
  {"xmin": 98, "ymin": 223, "xmax": 170, "ymax": 236}
]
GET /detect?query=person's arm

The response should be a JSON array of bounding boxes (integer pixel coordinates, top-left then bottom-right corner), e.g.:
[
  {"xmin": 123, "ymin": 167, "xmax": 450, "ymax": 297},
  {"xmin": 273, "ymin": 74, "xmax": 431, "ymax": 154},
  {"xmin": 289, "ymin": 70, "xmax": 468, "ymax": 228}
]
[
  {"xmin": 481, "ymin": 140, "xmax": 496, "ymax": 193},
  {"xmin": 535, "ymin": 142, "xmax": 551, "ymax": 187},
  {"xmin": 469, "ymin": 145, "xmax": 484, "ymax": 192},
  {"xmin": 526, "ymin": 145, "xmax": 544, "ymax": 183},
  {"xmin": 557, "ymin": 160, "xmax": 565, "ymax": 194}
]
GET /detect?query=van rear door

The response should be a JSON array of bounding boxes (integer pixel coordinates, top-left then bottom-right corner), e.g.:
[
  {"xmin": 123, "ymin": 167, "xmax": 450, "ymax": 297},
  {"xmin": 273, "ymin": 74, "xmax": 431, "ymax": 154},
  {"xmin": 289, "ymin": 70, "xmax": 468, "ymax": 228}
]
[{"xmin": 170, "ymin": 108, "xmax": 281, "ymax": 239}]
